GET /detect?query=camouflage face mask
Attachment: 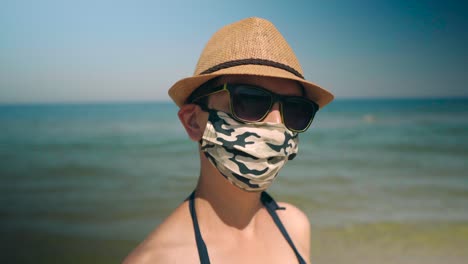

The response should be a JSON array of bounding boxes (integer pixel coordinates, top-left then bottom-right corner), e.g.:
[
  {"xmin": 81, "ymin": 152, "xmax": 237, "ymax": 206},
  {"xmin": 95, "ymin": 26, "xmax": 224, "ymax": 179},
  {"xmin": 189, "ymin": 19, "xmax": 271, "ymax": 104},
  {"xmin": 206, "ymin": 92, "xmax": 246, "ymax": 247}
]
[{"xmin": 200, "ymin": 110, "xmax": 299, "ymax": 192}]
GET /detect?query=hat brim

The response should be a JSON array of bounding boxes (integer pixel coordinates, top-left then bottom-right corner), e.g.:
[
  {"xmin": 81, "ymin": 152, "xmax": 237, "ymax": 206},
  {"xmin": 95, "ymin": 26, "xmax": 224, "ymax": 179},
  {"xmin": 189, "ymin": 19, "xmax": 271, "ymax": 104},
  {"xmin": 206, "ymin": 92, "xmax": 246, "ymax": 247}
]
[{"xmin": 168, "ymin": 64, "xmax": 334, "ymax": 109}]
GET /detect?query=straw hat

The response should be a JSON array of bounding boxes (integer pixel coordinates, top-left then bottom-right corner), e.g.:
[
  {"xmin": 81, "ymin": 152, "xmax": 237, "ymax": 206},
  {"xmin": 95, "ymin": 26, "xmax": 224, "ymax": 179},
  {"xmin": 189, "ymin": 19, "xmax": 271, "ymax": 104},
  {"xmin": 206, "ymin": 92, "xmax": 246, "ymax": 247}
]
[{"xmin": 168, "ymin": 17, "xmax": 334, "ymax": 109}]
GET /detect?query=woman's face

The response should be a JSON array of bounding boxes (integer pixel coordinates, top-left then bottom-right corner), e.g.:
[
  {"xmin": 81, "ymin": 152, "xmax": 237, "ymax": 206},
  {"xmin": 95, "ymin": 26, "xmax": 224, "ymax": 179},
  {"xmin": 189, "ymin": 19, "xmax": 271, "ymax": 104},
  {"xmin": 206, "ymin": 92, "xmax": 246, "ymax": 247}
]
[{"xmin": 205, "ymin": 75, "xmax": 304, "ymax": 126}]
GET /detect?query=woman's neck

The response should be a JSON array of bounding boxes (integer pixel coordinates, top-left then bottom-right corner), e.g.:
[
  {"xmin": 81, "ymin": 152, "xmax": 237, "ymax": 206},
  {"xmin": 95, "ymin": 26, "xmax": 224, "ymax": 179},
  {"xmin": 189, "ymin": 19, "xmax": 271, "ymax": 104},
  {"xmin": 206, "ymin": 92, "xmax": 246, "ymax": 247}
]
[{"xmin": 194, "ymin": 151, "xmax": 263, "ymax": 231}]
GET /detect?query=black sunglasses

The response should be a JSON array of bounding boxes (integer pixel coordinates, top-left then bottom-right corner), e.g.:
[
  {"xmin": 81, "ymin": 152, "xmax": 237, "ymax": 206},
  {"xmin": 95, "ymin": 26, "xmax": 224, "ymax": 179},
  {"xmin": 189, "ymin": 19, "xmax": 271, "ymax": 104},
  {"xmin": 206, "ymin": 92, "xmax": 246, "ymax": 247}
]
[{"xmin": 189, "ymin": 83, "xmax": 319, "ymax": 132}]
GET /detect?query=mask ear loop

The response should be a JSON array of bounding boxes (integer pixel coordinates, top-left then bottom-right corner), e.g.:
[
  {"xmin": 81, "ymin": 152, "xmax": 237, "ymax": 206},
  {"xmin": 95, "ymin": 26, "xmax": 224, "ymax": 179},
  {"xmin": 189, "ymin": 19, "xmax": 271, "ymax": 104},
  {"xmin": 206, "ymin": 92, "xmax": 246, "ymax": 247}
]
[{"xmin": 194, "ymin": 102, "xmax": 212, "ymax": 145}]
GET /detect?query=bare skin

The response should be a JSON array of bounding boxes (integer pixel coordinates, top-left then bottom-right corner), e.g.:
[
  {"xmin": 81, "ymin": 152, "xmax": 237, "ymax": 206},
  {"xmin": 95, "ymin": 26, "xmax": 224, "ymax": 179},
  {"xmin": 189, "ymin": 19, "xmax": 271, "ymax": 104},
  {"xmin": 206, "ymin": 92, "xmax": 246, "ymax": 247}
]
[{"xmin": 123, "ymin": 75, "xmax": 311, "ymax": 264}]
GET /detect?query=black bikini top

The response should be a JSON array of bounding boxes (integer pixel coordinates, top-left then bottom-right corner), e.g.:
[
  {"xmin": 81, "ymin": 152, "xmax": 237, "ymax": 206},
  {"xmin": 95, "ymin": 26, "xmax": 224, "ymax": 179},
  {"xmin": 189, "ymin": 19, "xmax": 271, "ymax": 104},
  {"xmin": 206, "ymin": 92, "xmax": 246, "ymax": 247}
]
[{"xmin": 188, "ymin": 191, "xmax": 307, "ymax": 264}]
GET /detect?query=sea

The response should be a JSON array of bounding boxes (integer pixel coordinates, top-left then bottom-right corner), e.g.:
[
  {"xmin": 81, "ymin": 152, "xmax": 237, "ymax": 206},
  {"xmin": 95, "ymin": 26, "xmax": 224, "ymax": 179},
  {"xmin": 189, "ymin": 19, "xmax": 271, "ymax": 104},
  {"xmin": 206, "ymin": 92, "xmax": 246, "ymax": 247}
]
[{"xmin": 1, "ymin": 98, "xmax": 467, "ymax": 264}]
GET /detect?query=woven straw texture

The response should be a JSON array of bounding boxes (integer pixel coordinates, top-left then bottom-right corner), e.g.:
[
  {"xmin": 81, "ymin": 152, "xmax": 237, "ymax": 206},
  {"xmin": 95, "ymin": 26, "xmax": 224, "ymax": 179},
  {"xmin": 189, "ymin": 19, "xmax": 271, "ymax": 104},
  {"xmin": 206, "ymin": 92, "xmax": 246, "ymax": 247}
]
[{"xmin": 168, "ymin": 17, "xmax": 334, "ymax": 108}]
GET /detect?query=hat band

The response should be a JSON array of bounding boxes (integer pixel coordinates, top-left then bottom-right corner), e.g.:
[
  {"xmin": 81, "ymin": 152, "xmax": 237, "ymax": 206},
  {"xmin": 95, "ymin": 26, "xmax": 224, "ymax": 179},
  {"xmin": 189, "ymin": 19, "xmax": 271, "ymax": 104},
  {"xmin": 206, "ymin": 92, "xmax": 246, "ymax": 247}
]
[{"xmin": 199, "ymin": 58, "xmax": 304, "ymax": 79}]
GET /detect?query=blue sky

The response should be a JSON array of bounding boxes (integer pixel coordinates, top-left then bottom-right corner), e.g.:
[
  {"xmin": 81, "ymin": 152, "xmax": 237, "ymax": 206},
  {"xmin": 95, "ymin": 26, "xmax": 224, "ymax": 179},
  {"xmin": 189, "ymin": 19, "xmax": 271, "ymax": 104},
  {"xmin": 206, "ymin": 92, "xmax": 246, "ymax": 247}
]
[{"xmin": 1, "ymin": 0, "xmax": 467, "ymax": 103}]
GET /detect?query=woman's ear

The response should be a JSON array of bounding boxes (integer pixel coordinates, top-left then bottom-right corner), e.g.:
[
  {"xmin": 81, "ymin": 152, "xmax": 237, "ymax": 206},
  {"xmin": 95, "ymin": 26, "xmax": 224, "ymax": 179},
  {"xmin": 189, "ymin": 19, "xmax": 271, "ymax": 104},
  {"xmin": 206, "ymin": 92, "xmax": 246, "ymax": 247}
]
[{"xmin": 178, "ymin": 104, "xmax": 207, "ymax": 142}]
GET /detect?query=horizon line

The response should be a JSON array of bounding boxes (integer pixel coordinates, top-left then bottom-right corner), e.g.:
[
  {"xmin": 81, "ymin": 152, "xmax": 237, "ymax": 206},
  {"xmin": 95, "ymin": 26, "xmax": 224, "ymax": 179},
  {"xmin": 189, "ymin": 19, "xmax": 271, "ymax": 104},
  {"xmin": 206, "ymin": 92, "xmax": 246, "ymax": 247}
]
[{"xmin": 1, "ymin": 95, "xmax": 467, "ymax": 106}]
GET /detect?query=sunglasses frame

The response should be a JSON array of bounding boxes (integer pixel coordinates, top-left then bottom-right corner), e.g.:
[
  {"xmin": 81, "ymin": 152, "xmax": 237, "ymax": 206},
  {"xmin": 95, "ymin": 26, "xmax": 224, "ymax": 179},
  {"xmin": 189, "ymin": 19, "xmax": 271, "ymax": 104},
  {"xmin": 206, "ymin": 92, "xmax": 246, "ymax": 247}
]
[{"xmin": 190, "ymin": 83, "xmax": 319, "ymax": 133}]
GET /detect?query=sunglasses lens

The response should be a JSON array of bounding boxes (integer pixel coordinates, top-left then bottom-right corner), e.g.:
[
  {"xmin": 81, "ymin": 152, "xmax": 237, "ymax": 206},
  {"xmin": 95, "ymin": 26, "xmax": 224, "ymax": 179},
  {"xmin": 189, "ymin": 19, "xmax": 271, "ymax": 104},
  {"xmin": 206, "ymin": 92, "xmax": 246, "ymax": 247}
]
[
  {"xmin": 283, "ymin": 98, "xmax": 317, "ymax": 131},
  {"xmin": 231, "ymin": 86, "xmax": 272, "ymax": 121}
]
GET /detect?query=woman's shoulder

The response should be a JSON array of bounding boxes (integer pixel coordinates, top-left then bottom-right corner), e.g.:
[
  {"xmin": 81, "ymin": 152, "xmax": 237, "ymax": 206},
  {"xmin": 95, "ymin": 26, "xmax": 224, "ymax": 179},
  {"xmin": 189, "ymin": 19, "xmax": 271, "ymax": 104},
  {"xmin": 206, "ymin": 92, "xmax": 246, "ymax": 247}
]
[
  {"xmin": 274, "ymin": 201, "xmax": 311, "ymax": 260},
  {"xmin": 275, "ymin": 201, "xmax": 311, "ymax": 228},
  {"xmin": 122, "ymin": 200, "xmax": 198, "ymax": 264}
]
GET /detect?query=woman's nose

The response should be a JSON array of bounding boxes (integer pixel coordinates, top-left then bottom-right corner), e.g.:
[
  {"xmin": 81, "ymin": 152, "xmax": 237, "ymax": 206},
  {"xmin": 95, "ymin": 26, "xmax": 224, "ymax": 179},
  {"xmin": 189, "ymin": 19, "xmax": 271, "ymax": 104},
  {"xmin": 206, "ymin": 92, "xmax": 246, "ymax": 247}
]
[{"xmin": 263, "ymin": 102, "xmax": 282, "ymax": 124}]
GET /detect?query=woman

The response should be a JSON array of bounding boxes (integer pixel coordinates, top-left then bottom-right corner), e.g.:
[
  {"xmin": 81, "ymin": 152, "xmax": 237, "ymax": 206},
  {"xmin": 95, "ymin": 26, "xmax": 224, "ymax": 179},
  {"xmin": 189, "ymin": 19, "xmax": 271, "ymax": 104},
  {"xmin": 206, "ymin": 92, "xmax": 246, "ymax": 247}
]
[{"xmin": 124, "ymin": 17, "xmax": 334, "ymax": 264}]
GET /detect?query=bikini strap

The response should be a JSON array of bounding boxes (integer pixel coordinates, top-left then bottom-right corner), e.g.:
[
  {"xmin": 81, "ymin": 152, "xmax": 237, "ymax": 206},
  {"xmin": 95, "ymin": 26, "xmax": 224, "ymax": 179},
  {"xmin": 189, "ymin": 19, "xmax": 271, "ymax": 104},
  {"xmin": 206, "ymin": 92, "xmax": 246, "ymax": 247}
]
[
  {"xmin": 261, "ymin": 192, "xmax": 307, "ymax": 264},
  {"xmin": 188, "ymin": 191, "xmax": 211, "ymax": 264},
  {"xmin": 188, "ymin": 191, "xmax": 305, "ymax": 264}
]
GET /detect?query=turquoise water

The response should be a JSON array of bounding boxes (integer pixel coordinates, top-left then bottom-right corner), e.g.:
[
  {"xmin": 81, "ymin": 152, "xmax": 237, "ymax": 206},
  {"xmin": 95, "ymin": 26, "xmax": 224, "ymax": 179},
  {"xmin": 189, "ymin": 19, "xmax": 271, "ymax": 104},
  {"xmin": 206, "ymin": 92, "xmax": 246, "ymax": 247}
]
[{"xmin": 1, "ymin": 98, "xmax": 468, "ymax": 263}]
